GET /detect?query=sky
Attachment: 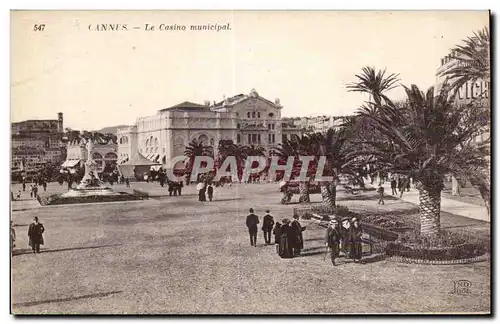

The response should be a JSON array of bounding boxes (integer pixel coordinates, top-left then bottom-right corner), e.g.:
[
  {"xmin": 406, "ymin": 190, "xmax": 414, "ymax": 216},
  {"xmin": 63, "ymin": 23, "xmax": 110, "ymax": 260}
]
[{"xmin": 10, "ymin": 10, "xmax": 489, "ymax": 130}]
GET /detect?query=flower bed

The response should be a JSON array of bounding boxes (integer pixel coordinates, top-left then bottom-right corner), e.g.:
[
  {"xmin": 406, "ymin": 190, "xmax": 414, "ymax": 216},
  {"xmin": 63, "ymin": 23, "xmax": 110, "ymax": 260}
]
[
  {"xmin": 37, "ymin": 192, "xmax": 146, "ymax": 206},
  {"xmin": 385, "ymin": 241, "xmax": 486, "ymax": 261}
]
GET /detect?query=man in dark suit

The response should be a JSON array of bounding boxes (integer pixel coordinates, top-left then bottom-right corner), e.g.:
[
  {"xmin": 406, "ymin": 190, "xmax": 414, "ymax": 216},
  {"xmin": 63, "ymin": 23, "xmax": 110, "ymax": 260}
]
[
  {"xmin": 262, "ymin": 209, "xmax": 275, "ymax": 245},
  {"xmin": 245, "ymin": 208, "xmax": 259, "ymax": 247},
  {"xmin": 28, "ymin": 216, "xmax": 45, "ymax": 253}
]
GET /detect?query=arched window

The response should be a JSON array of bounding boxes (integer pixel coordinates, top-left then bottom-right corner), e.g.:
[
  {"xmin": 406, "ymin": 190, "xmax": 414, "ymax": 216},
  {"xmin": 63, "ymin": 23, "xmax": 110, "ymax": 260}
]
[
  {"xmin": 247, "ymin": 112, "xmax": 251, "ymax": 118},
  {"xmin": 155, "ymin": 138, "xmax": 158, "ymax": 146},
  {"xmin": 92, "ymin": 152, "xmax": 103, "ymax": 160},
  {"xmin": 146, "ymin": 138, "xmax": 150, "ymax": 146},
  {"xmin": 155, "ymin": 147, "xmax": 159, "ymax": 153},
  {"xmin": 105, "ymin": 152, "xmax": 118, "ymax": 160},
  {"xmin": 119, "ymin": 138, "xmax": 123, "ymax": 144},
  {"xmin": 210, "ymin": 138, "xmax": 214, "ymax": 146},
  {"xmin": 198, "ymin": 134, "xmax": 208, "ymax": 144},
  {"xmin": 257, "ymin": 112, "xmax": 261, "ymax": 118},
  {"xmin": 252, "ymin": 112, "xmax": 256, "ymax": 118}
]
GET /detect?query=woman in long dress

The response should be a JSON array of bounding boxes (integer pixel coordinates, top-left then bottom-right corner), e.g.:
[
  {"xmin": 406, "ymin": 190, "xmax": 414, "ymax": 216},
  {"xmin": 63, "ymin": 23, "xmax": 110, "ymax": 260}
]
[{"xmin": 278, "ymin": 219, "xmax": 294, "ymax": 258}]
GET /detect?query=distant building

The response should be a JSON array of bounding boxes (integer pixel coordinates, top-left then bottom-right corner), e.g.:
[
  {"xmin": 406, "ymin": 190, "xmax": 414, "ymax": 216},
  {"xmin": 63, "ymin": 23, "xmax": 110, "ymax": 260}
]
[
  {"xmin": 11, "ymin": 113, "xmax": 65, "ymax": 172},
  {"xmin": 117, "ymin": 89, "xmax": 303, "ymax": 169},
  {"xmin": 293, "ymin": 115, "xmax": 350, "ymax": 134},
  {"xmin": 435, "ymin": 50, "xmax": 490, "ymax": 147},
  {"xmin": 62, "ymin": 138, "xmax": 118, "ymax": 174}
]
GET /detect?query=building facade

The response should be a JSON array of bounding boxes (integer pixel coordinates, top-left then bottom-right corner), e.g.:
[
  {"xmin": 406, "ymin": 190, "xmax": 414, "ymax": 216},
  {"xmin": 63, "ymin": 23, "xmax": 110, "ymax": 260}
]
[
  {"xmin": 117, "ymin": 89, "xmax": 303, "ymax": 168},
  {"xmin": 63, "ymin": 139, "xmax": 118, "ymax": 173},
  {"xmin": 435, "ymin": 50, "xmax": 490, "ymax": 145},
  {"xmin": 11, "ymin": 113, "xmax": 65, "ymax": 172}
]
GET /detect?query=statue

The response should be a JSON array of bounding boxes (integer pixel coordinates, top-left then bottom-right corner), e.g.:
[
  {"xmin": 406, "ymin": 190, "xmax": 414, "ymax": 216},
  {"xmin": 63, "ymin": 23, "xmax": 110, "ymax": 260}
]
[{"xmin": 76, "ymin": 140, "xmax": 108, "ymax": 189}]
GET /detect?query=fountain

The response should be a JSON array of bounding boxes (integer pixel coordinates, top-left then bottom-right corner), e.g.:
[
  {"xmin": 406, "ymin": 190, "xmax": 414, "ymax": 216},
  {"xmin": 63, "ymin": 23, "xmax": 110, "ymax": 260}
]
[{"xmin": 37, "ymin": 140, "xmax": 146, "ymax": 205}]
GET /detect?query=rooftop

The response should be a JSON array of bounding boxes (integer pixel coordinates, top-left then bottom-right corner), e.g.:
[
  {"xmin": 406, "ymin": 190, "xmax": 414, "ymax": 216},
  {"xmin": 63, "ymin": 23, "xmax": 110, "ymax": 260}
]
[{"xmin": 159, "ymin": 101, "xmax": 209, "ymax": 112}]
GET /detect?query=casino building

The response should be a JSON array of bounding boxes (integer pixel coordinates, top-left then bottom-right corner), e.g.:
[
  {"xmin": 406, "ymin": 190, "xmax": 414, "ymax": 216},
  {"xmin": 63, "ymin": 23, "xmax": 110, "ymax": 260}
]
[{"xmin": 117, "ymin": 89, "xmax": 303, "ymax": 169}]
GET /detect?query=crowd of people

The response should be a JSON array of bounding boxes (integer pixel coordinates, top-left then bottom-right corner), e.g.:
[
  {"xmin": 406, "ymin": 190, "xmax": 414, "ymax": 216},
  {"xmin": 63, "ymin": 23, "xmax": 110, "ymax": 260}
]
[{"xmin": 245, "ymin": 208, "xmax": 364, "ymax": 266}]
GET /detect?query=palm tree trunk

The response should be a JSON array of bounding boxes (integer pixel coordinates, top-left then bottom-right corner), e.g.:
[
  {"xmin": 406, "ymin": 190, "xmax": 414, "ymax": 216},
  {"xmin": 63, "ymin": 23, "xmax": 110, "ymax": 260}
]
[
  {"xmin": 298, "ymin": 182, "xmax": 310, "ymax": 204},
  {"xmin": 328, "ymin": 182, "xmax": 337, "ymax": 207},
  {"xmin": 320, "ymin": 183, "xmax": 335, "ymax": 208},
  {"xmin": 418, "ymin": 187, "xmax": 441, "ymax": 237}
]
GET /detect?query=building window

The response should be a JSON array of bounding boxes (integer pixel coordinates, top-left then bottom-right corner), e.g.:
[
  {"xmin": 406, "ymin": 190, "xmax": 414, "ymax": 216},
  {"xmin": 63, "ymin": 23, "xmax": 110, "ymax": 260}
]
[
  {"xmin": 268, "ymin": 134, "xmax": 271, "ymax": 142},
  {"xmin": 252, "ymin": 112, "xmax": 256, "ymax": 118},
  {"xmin": 252, "ymin": 134, "xmax": 257, "ymax": 143},
  {"xmin": 237, "ymin": 134, "xmax": 241, "ymax": 143},
  {"xmin": 271, "ymin": 124, "xmax": 275, "ymax": 130},
  {"xmin": 272, "ymin": 134, "xmax": 275, "ymax": 143},
  {"xmin": 282, "ymin": 134, "xmax": 287, "ymax": 142},
  {"xmin": 257, "ymin": 112, "xmax": 261, "ymax": 118},
  {"xmin": 269, "ymin": 112, "xmax": 274, "ymax": 118},
  {"xmin": 268, "ymin": 124, "xmax": 271, "ymax": 130},
  {"xmin": 247, "ymin": 112, "xmax": 251, "ymax": 118},
  {"xmin": 257, "ymin": 134, "xmax": 261, "ymax": 143},
  {"xmin": 248, "ymin": 134, "xmax": 251, "ymax": 143},
  {"xmin": 237, "ymin": 123, "xmax": 240, "ymax": 129}
]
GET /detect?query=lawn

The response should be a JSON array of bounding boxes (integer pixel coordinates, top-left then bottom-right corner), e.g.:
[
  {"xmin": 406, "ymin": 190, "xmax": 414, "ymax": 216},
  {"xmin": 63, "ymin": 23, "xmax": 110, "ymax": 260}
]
[{"xmin": 10, "ymin": 182, "xmax": 490, "ymax": 314}]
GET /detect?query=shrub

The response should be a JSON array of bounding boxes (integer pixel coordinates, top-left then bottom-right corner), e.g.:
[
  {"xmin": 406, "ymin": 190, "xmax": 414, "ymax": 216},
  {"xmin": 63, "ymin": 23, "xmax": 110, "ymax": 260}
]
[
  {"xmin": 310, "ymin": 204, "xmax": 355, "ymax": 220},
  {"xmin": 385, "ymin": 230, "xmax": 487, "ymax": 261}
]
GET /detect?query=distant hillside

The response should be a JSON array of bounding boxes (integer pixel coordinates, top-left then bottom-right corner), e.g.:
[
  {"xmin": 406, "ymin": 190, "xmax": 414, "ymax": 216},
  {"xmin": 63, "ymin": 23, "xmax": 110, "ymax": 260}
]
[{"xmin": 95, "ymin": 125, "xmax": 129, "ymax": 134}]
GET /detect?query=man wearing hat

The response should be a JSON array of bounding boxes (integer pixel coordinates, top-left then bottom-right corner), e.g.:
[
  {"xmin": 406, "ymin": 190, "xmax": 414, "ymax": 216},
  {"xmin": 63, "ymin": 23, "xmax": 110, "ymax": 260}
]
[
  {"xmin": 245, "ymin": 208, "xmax": 260, "ymax": 247},
  {"xmin": 349, "ymin": 217, "xmax": 363, "ymax": 263},
  {"xmin": 262, "ymin": 209, "xmax": 275, "ymax": 245},
  {"xmin": 340, "ymin": 217, "xmax": 351, "ymax": 258},
  {"xmin": 325, "ymin": 218, "xmax": 341, "ymax": 266}
]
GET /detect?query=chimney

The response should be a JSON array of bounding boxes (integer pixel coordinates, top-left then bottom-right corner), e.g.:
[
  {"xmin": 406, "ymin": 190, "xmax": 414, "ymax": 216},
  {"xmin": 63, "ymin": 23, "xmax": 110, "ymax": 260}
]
[{"xmin": 57, "ymin": 112, "xmax": 63, "ymax": 133}]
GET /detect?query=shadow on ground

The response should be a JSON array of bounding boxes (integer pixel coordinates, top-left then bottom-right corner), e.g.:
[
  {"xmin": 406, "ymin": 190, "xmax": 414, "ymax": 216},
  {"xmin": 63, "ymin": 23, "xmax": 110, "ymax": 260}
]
[
  {"xmin": 12, "ymin": 244, "xmax": 123, "ymax": 256},
  {"xmin": 13, "ymin": 291, "xmax": 123, "ymax": 308}
]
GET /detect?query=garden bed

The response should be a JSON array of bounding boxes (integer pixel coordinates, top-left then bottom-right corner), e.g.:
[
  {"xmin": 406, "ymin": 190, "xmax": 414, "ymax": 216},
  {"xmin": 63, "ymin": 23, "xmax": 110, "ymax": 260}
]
[
  {"xmin": 297, "ymin": 204, "xmax": 489, "ymax": 263},
  {"xmin": 37, "ymin": 192, "xmax": 147, "ymax": 206}
]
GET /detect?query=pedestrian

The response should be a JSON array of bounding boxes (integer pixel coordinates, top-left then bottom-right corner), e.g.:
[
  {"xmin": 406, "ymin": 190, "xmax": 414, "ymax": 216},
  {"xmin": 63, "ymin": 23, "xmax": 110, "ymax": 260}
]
[
  {"xmin": 377, "ymin": 184, "xmax": 385, "ymax": 205},
  {"xmin": 340, "ymin": 218, "xmax": 351, "ymax": 258},
  {"xmin": 168, "ymin": 181, "xmax": 173, "ymax": 196},
  {"xmin": 31, "ymin": 184, "xmax": 38, "ymax": 199},
  {"xmin": 349, "ymin": 217, "xmax": 363, "ymax": 263},
  {"xmin": 290, "ymin": 215, "xmax": 306, "ymax": 256},
  {"xmin": 245, "ymin": 208, "xmax": 259, "ymax": 247},
  {"xmin": 405, "ymin": 178, "xmax": 411, "ymax": 192},
  {"xmin": 42, "ymin": 179, "xmax": 47, "ymax": 192},
  {"xmin": 11, "ymin": 221, "xmax": 16, "ymax": 256},
  {"xmin": 15, "ymin": 190, "xmax": 22, "ymax": 200},
  {"xmin": 177, "ymin": 181, "xmax": 183, "ymax": 196},
  {"xmin": 273, "ymin": 222, "xmax": 282, "ymax": 254},
  {"xmin": 262, "ymin": 209, "xmax": 275, "ymax": 245},
  {"xmin": 325, "ymin": 218, "xmax": 341, "ymax": 266},
  {"xmin": 397, "ymin": 177, "xmax": 404, "ymax": 196},
  {"xmin": 390, "ymin": 178, "xmax": 397, "ymax": 195},
  {"xmin": 28, "ymin": 216, "xmax": 45, "ymax": 254},
  {"xmin": 22, "ymin": 177, "xmax": 26, "ymax": 191},
  {"xmin": 278, "ymin": 218, "xmax": 294, "ymax": 258},
  {"xmin": 125, "ymin": 178, "xmax": 130, "ymax": 187},
  {"xmin": 207, "ymin": 184, "xmax": 214, "ymax": 201}
]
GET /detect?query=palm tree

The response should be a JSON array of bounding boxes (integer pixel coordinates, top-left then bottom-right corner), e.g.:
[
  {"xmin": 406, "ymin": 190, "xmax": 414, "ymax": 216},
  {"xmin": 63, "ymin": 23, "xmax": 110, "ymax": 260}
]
[
  {"xmin": 351, "ymin": 83, "xmax": 489, "ymax": 237},
  {"xmin": 346, "ymin": 66, "xmax": 400, "ymax": 106},
  {"xmin": 217, "ymin": 141, "xmax": 249, "ymax": 182},
  {"xmin": 184, "ymin": 139, "xmax": 213, "ymax": 180},
  {"xmin": 309, "ymin": 127, "xmax": 361, "ymax": 208},
  {"xmin": 439, "ymin": 27, "xmax": 490, "ymax": 93},
  {"xmin": 273, "ymin": 136, "xmax": 314, "ymax": 203},
  {"xmin": 439, "ymin": 27, "xmax": 491, "ymax": 208}
]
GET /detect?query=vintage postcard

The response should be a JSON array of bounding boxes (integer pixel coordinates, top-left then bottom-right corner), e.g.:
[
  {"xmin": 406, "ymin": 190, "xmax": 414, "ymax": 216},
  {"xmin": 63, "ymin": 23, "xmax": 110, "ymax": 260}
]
[{"xmin": 10, "ymin": 10, "xmax": 491, "ymax": 315}]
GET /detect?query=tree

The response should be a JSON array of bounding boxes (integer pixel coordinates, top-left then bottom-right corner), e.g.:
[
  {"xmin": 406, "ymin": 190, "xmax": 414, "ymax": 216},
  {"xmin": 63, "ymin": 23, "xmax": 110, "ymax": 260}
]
[
  {"xmin": 309, "ymin": 128, "xmax": 361, "ymax": 208},
  {"xmin": 217, "ymin": 141, "xmax": 249, "ymax": 182},
  {"xmin": 350, "ymin": 83, "xmax": 489, "ymax": 237},
  {"xmin": 184, "ymin": 139, "xmax": 213, "ymax": 180},
  {"xmin": 439, "ymin": 27, "xmax": 491, "ymax": 209},
  {"xmin": 346, "ymin": 66, "xmax": 400, "ymax": 106},
  {"xmin": 439, "ymin": 27, "xmax": 490, "ymax": 92},
  {"xmin": 273, "ymin": 136, "xmax": 314, "ymax": 203}
]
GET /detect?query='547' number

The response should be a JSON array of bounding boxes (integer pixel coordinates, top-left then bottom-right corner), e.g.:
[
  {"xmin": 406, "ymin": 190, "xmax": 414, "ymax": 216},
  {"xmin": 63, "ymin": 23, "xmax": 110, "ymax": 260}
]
[{"xmin": 33, "ymin": 24, "xmax": 45, "ymax": 31}]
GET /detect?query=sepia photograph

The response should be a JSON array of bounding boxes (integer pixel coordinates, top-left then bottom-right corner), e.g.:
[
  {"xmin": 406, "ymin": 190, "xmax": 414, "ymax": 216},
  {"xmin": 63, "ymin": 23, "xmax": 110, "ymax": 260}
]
[{"xmin": 9, "ymin": 10, "xmax": 491, "ymax": 315}]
